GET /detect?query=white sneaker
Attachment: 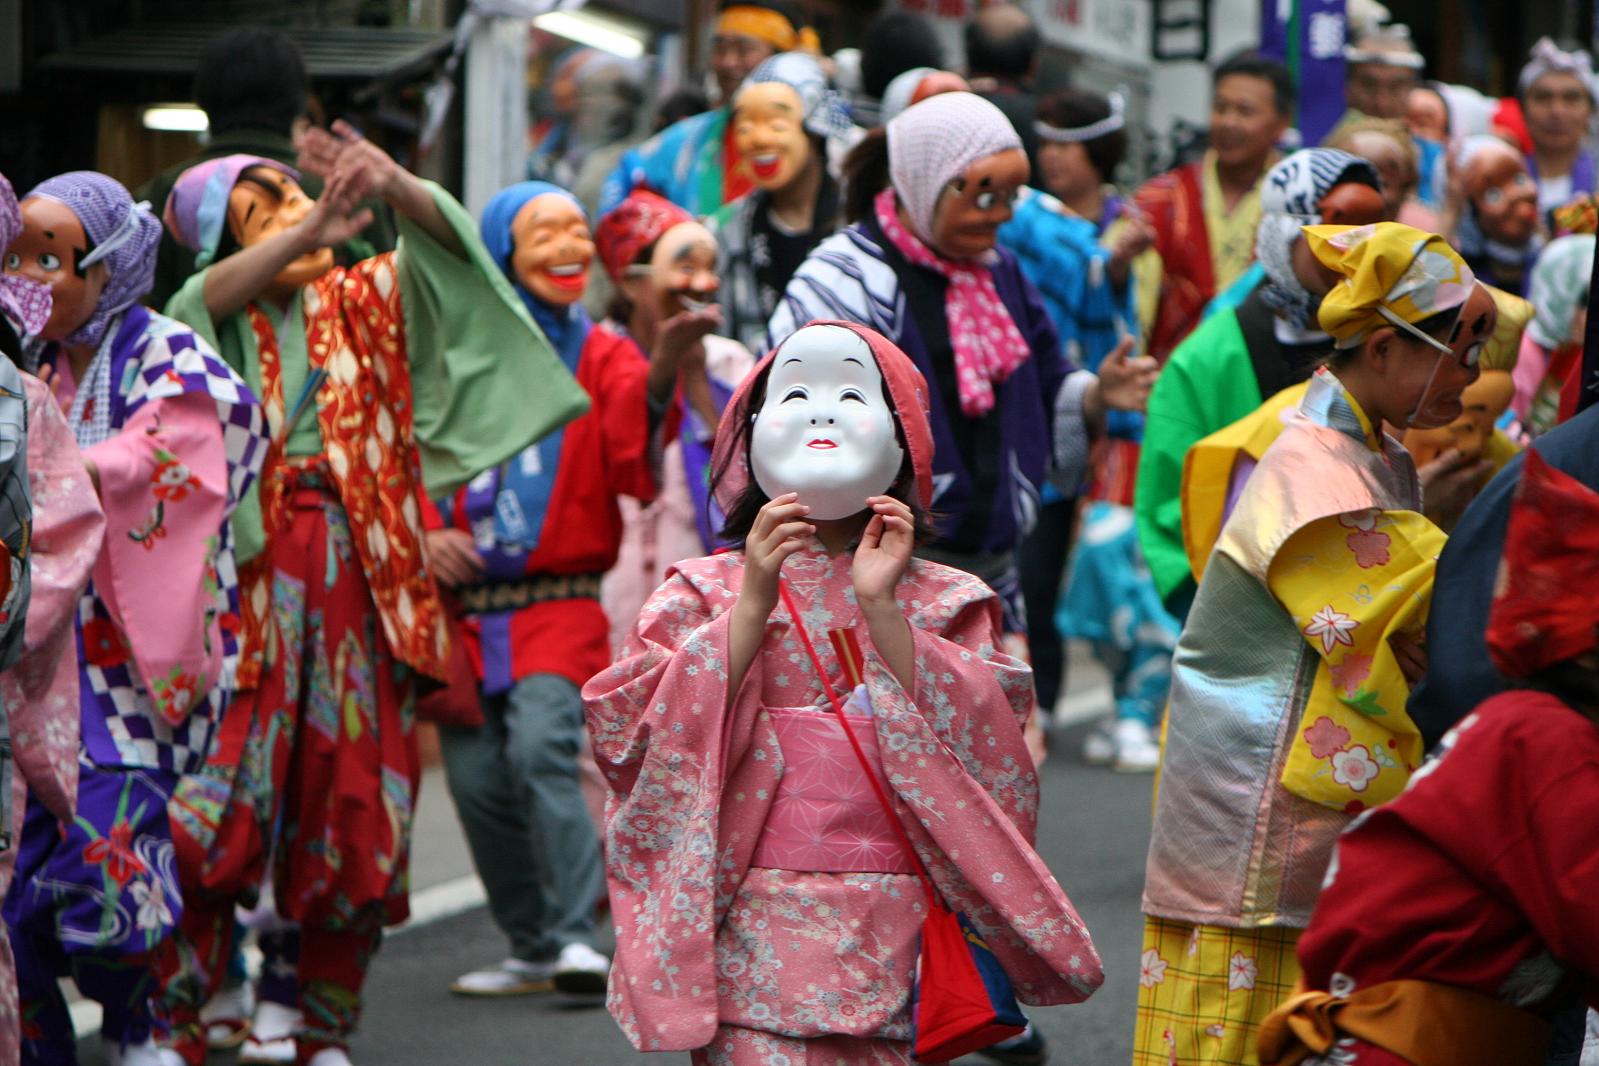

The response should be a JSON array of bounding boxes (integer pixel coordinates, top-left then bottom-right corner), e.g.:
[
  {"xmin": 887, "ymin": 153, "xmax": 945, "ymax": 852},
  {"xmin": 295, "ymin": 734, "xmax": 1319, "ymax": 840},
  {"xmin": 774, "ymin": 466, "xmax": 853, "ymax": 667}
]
[
  {"xmin": 305, "ymin": 1049, "xmax": 354, "ymax": 1066},
  {"xmin": 552, "ymin": 942, "xmax": 610, "ymax": 996},
  {"xmin": 1081, "ymin": 717, "xmax": 1117, "ymax": 766},
  {"xmin": 1112, "ymin": 718, "xmax": 1161, "ymax": 773},
  {"xmin": 201, "ymin": 980, "xmax": 255, "ymax": 1049},
  {"xmin": 239, "ymin": 1001, "xmax": 300, "ymax": 1064},
  {"xmin": 106, "ymin": 1038, "xmax": 185, "ymax": 1066},
  {"xmin": 449, "ymin": 956, "xmax": 557, "ymax": 996}
]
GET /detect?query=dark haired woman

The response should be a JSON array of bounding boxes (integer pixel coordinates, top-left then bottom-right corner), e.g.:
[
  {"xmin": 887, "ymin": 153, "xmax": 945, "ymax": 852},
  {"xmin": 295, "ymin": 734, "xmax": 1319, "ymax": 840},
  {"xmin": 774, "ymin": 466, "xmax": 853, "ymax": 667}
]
[
  {"xmin": 592, "ymin": 188, "xmax": 754, "ymax": 653},
  {"xmin": 583, "ymin": 320, "xmax": 1103, "ymax": 1065},
  {"xmin": 1136, "ymin": 222, "xmax": 1495, "ymax": 1065}
]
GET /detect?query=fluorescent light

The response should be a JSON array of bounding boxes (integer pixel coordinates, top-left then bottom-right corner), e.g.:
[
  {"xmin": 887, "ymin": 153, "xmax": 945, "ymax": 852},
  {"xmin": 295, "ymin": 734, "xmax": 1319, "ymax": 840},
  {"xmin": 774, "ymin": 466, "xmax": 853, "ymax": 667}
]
[
  {"xmin": 142, "ymin": 104, "xmax": 209, "ymax": 133},
  {"xmin": 533, "ymin": 10, "xmax": 647, "ymax": 59}
]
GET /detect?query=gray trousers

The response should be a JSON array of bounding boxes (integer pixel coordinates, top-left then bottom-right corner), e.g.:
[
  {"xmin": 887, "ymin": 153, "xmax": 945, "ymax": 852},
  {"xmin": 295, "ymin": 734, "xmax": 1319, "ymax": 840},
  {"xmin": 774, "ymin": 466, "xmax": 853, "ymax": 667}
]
[{"xmin": 439, "ymin": 673, "xmax": 602, "ymax": 960}]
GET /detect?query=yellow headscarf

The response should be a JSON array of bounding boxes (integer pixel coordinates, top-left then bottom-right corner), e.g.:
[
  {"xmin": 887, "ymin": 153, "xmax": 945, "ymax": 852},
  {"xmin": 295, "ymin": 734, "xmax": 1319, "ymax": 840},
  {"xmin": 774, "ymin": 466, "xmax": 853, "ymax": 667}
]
[
  {"xmin": 715, "ymin": 4, "xmax": 820, "ymax": 54},
  {"xmin": 1305, "ymin": 222, "xmax": 1476, "ymax": 349}
]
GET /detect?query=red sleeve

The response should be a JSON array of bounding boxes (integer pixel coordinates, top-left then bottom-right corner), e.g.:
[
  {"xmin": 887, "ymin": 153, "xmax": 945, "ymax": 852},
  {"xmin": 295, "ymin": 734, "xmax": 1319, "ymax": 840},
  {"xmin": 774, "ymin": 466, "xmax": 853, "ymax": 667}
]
[
  {"xmin": 584, "ymin": 327, "xmax": 658, "ymax": 504},
  {"xmin": 1400, "ymin": 693, "xmax": 1599, "ymax": 973}
]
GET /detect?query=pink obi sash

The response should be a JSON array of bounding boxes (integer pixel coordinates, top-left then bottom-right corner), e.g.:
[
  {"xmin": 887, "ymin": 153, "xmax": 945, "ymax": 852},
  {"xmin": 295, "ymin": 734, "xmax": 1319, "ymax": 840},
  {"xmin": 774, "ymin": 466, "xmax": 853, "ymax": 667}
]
[{"xmin": 750, "ymin": 702, "xmax": 917, "ymax": 875}]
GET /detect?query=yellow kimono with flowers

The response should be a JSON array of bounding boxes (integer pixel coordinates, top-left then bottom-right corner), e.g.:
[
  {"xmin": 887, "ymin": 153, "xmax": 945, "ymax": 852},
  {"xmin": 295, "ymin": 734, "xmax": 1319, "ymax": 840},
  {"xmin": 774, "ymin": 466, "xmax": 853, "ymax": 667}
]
[{"xmin": 1135, "ymin": 370, "xmax": 1445, "ymax": 1066}]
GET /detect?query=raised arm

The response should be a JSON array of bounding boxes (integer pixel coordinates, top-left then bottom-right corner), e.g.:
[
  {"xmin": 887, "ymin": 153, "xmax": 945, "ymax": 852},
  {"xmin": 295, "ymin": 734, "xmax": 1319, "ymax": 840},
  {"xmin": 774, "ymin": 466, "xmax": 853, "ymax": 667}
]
[
  {"xmin": 200, "ymin": 166, "xmax": 373, "ymax": 324},
  {"xmin": 300, "ymin": 120, "xmax": 465, "ymax": 258}
]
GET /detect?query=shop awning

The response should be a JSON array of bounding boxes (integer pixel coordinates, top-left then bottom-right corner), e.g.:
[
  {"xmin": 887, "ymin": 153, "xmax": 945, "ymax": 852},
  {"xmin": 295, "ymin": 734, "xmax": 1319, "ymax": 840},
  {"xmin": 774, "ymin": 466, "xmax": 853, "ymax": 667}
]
[{"xmin": 36, "ymin": 24, "xmax": 452, "ymax": 82}]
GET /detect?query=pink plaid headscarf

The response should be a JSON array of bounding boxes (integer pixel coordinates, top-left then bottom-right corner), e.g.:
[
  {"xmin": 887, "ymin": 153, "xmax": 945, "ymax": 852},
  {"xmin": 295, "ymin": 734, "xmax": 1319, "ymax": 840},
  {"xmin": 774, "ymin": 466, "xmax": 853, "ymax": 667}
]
[
  {"xmin": 0, "ymin": 172, "xmax": 52, "ymax": 338},
  {"xmin": 879, "ymin": 92, "xmax": 1030, "ymax": 417}
]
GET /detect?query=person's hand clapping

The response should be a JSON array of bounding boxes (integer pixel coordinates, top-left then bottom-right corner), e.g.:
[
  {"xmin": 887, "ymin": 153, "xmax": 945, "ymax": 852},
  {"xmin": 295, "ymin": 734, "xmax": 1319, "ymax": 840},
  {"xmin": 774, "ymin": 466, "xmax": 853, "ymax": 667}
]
[{"xmin": 291, "ymin": 168, "xmax": 374, "ymax": 257}]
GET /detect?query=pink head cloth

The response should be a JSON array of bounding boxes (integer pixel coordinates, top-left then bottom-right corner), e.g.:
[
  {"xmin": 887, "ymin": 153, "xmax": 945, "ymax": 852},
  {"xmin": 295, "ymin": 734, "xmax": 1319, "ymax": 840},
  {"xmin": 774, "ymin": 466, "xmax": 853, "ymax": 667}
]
[
  {"xmin": 710, "ymin": 320, "xmax": 935, "ymax": 515},
  {"xmin": 163, "ymin": 154, "xmax": 299, "ymax": 268}
]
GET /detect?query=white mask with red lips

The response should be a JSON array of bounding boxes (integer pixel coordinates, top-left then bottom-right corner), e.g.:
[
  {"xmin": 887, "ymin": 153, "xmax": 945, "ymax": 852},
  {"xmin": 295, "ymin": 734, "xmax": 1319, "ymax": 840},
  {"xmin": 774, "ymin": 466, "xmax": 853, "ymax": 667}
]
[{"xmin": 750, "ymin": 325, "xmax": 906, "ymax": 521}]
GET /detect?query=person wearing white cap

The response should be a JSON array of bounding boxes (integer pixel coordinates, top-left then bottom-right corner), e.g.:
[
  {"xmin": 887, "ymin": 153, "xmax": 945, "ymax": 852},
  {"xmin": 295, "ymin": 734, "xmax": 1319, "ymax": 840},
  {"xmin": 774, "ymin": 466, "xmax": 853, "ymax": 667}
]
[{"xmin": 1518, "ymin": 37, "xmax": 1599, "ymax": 217}]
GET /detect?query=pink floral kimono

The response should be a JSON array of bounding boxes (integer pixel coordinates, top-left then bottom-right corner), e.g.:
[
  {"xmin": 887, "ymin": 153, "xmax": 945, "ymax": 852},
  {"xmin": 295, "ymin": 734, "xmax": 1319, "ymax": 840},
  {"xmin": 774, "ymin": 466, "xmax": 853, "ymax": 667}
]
[
  {"xmin": 582, "ymin": 321, "xmax": 1102, "ymax": 1063},
  {"xmin": 0, "ymin": 374, "xmax": 105, "ymax": 1064}
]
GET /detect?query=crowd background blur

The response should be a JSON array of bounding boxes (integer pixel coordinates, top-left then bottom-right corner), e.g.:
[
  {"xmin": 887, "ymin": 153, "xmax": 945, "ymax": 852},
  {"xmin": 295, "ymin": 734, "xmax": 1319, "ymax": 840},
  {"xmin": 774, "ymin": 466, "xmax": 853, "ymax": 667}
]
[{"xmin": 0, "ymin": 0, "xmax": 1589, "ymax": 210}]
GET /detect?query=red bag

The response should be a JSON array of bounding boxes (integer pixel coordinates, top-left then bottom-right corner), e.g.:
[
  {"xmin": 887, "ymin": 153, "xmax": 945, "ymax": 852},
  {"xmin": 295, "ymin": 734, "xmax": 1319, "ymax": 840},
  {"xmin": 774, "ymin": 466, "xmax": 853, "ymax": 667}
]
[{"xmin": 779, "ymin": 583, "xmax": 1027, "ymax": 1063}]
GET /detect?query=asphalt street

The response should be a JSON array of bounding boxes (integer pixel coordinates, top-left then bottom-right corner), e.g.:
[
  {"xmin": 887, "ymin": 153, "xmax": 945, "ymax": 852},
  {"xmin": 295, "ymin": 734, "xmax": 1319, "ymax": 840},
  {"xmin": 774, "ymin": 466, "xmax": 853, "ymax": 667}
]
[{"xmin": 79, "ymin": 658, "xmax": 1154, "ymax": 1066}]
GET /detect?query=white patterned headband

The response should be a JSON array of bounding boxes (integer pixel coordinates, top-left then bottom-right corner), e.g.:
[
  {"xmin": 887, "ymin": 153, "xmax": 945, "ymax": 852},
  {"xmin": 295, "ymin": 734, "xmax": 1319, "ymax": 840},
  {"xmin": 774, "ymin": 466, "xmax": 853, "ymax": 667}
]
[{"xmin": 1034, "ymin": 93, "xmax": 1125, "ymax": 144}]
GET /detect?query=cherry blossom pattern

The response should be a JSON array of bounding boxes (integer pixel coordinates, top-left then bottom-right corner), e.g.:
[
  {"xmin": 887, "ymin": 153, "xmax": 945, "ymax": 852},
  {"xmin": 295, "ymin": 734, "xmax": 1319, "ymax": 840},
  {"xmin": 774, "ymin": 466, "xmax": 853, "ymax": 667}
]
[
  {"xmin": 81, "ymin": 821, "xmax": 147, "ymax": 886},
  {"xmin": 1304, "ymin": 606, "xmax": 1359, "ymax": 654},
  {"xmin": 1339, "ymin": 511, "xmax": 1391, "ymax": 569},
  {"xmin": 150, "ymin": 667, "xmax": 203, "ymax": 725},
  {"xmin": 1139, "ymin": 948, "xmax": 1169, "ymax": 988},
  {"xmin": 1302, "ymin": 716, "xmax": 1353, "ymax": 760},
  {"xmin": 1331, "ymin": 745, "xmax": 1380, "ymax": 792},
  {"xmin": 1328, "ymin": 652, "xmax": 1374, "ymax": 697},
  {"xmin": 1226, "ymin": 951, "xmax": 1258, "ymax": 991},
  {"xmin": 150, "ymin": 447, "xmax": 201, "ymax": 502}
]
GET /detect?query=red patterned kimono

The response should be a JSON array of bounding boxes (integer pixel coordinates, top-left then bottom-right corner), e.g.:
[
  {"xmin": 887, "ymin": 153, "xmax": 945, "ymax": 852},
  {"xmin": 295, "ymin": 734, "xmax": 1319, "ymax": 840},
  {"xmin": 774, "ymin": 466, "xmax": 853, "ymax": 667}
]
[{"xmin": 1135, "ymin": 161, "xmax": 1215, "ymax": 362}]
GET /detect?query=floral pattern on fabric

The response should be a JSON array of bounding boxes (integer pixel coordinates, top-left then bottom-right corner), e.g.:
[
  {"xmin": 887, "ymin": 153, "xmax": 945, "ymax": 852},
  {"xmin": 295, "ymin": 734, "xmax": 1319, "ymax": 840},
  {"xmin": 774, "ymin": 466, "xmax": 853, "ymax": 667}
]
[
  {"xmin": 1132, "ymin": 916, "xmax": 1301, "ymax": 1066},
  {"xmin": 236, "ymin": 252, "xmax": 448, "ymax": 691},
  {"xmin": 583, "ymin": 545, "xmax": 1102, "ymax": 1053},
  {"xmin": 1268, "ymin": 509, "xmax": 1445, "ymax": 812}
]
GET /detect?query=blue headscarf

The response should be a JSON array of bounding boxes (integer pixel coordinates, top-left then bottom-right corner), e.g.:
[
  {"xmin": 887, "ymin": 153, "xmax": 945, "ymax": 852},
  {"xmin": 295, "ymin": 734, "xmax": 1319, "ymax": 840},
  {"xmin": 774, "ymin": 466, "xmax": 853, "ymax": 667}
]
[{"xmin": 480, "ymin": 180, "xmax": 592, "ymax": 369}]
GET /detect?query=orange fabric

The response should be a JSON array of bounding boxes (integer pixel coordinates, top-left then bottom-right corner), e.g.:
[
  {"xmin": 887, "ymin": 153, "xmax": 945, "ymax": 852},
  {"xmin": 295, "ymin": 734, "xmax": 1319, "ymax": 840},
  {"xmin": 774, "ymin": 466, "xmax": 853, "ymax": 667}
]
[
  {"xmin": 1258, "ymin": 980, "xmax": 1550, "ymax": 1066},
  {"xmin": 714, "ymin": 5, "xmax": 817, "ymax": 52},
  {"xmin": 235, "ymin": 254, "xmax": 448, "ymax": 688}
]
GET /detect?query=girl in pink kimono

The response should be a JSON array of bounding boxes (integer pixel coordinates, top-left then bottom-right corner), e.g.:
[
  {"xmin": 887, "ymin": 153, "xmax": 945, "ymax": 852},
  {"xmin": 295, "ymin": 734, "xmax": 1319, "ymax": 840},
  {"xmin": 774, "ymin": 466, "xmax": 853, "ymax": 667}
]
[
  {"xmin": 0, "ymin": 171, "xmax": 107, "ymax": 1066},
  {"xmin": 582, "ymin": 320, "xmax": 1103, "ymax": 1064}
]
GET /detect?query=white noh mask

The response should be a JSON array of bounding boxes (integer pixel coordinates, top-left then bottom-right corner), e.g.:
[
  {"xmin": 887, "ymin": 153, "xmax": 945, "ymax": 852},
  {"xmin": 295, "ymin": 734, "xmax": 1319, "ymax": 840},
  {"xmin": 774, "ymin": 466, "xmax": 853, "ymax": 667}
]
[{"xmin": 751, "ymin": 325, "xmax": 905, "ymax": 520}]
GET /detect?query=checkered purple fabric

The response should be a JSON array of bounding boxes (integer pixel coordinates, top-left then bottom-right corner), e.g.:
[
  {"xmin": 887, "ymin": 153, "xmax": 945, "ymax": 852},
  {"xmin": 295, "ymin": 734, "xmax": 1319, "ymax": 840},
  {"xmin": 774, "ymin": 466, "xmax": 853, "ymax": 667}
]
[{"xmin": 76, "ymin": 311, "xmax": 266, "ymax": 774}]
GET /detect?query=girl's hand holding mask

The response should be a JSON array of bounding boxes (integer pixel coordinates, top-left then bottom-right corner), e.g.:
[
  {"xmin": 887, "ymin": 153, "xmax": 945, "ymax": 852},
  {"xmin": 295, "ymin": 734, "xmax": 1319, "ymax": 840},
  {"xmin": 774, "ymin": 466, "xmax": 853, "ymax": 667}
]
[{"xmin": 852, "ymin": 496, "xmax": 915, "ymax": 608}]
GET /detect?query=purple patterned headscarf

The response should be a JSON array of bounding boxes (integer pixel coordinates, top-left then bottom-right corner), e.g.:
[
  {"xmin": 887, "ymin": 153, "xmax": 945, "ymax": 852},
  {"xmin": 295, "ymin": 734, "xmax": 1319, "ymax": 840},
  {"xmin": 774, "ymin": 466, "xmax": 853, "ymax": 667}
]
[
  {"xmin": 26, "ymin": 171, "xmax": 162, "ymax": 349},
  {"xmin": 164, "ymin": 154, "xmax": 299, "ymax": 270},
  {"xmin": 0, "ymin": 172, "xmax": 52, "ymax": 337}
]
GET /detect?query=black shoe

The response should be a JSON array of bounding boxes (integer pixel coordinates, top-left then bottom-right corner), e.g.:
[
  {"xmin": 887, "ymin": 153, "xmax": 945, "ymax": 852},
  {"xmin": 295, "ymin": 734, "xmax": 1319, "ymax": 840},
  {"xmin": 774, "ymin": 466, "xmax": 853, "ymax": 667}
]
[{"xmin": 972, "ymin": 1025, "xmax": 1048, "ymax": 1066}]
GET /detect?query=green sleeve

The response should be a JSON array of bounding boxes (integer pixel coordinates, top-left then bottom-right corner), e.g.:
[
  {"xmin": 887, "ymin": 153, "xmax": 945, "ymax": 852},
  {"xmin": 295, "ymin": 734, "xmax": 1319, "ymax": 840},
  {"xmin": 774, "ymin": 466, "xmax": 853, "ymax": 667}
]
[
  {"xmin": 163, "ymin": 270, "xmax": 269, "ymax": 566},
  {"xmin": 395, "ymin": 182, "xmax": 591, "ymax": 499},
  {"xmin": 1134, "ymin": 311, "xmax": 1258, "ymax": 603}
]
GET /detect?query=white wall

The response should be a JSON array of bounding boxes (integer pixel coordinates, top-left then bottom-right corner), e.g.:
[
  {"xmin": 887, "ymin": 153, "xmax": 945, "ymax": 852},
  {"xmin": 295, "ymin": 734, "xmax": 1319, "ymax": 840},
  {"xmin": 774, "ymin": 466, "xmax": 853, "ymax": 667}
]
[{"xmin": 1145, "ymin": 0, "xmax": 1261, "ymax": 137}]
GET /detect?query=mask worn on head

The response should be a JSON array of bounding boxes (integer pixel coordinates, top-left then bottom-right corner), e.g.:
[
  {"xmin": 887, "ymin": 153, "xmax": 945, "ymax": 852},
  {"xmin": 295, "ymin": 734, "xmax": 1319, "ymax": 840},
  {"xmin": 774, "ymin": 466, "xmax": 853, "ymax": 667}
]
[
  {"xmin": 511, "ymin": 192, "xmax": 594, "ymax": 307},
  {"xmin": 227, "ymin": 168, "xmax": 333, "ymax": 293},
  {"xmin": 650, "ymin": 220, "xmax": 720, "ymax": 317},
  {"xmin": 1407, "ymin": 280, "xmax": 1499, "ymax": 428},
  {"xmin": 1463, "ymin": 146, "xmax": 1540, "ymax": 248},
  {"xmin": 750, "ymin": 324, "xmax": 905, "ymax": 520},
  {"xmin": 1403, "ymin": 368, "xmax": 1515, "ymax": 464},
  {"xmin": 8, "ymin": 197, "xmax": 101, "ymax": 342},
  {"xmin": 734, "ymin": 81, "xmax": 813, "ymax": 191}
]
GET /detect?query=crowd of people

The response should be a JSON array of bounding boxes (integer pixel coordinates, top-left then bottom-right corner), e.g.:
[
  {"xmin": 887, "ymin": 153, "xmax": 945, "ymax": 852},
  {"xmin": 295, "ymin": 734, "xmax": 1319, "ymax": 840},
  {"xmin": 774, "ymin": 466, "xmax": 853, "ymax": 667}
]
[{"xmin": 0, "ymin": 1, "xmax": 1598, "ymax": 1065}]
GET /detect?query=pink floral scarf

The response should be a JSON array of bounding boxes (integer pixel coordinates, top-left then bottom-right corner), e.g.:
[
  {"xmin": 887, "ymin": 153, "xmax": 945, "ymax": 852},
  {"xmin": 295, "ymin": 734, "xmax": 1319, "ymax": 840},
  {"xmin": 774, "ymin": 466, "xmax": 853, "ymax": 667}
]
[{"xmin": 873, "ymin": 186, "xmax": 1031, "ymax": 417}]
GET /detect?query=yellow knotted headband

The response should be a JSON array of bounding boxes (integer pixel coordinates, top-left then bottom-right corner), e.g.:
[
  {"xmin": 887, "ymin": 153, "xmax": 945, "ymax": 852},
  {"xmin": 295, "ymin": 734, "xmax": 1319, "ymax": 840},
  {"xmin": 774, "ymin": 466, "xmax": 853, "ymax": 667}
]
[
  {"xmin": 715, "ymin": 5, "xmax": 820, "ymax": 53},
  {"xmin": 1306, "ymin": 222, "xmax": 1476, "ymax": 349}
]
